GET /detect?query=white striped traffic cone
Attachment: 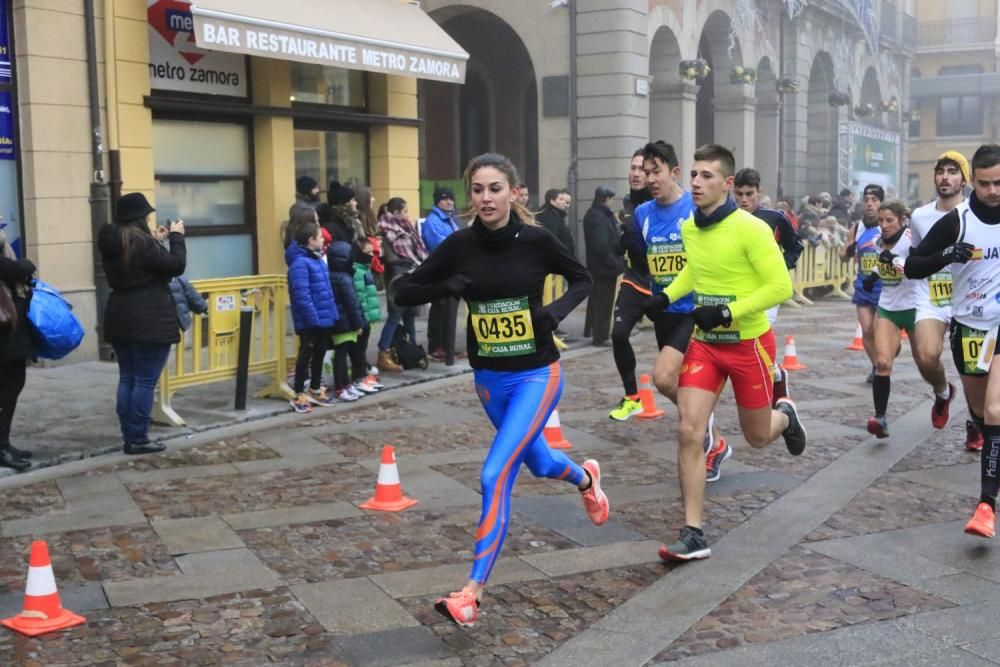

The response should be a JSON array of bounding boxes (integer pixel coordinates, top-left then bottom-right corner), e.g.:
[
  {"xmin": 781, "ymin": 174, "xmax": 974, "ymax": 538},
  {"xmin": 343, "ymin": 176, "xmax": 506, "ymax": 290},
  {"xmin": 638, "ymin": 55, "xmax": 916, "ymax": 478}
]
[
  {"xmin": 542, "ymin": 409, "xmax": 572, "ymax": 449},
  {"xmin": 780, "ymin": 334, "xmax": 807, "ymax": 371},
  {"xmin": 1, "ymin": 541, "xmax": 85, "ymax": 637},
  {"xmin": 360, "ymin": 445, "xmax": 418, "ymax": 512}
]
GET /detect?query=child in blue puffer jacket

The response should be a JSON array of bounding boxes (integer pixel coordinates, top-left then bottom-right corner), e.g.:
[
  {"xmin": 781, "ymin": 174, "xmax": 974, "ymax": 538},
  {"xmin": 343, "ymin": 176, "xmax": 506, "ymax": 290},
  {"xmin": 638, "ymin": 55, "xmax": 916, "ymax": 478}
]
[{"xmin": 286, "ymin": 221, "xmax": 338, "ymax": 413}]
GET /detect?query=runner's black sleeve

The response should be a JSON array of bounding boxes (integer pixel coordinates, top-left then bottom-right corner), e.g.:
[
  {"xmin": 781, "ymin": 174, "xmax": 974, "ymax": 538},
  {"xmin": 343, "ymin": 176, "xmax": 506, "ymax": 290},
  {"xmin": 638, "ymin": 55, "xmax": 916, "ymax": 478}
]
[
  {"xmin": 392, "ymin": 235, "xmax": 458, "ymax": 306},
  {"xmin": 543, "ymin": 232, "xmax": 592, "ymax": 323},
  {"xmin": 904, "ymin": 210, "xmax": 960, "ymax": 279}
]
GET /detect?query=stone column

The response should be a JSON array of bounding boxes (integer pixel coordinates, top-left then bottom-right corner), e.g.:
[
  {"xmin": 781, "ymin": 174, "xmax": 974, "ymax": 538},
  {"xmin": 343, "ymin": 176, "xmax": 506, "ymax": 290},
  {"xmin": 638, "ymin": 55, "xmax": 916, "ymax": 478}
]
[
  {"xmin": 251, "ymin": 59, "xmax": 294, "ymax": 276},
  {"xmin": 713, "ymin": 94, "xmax": 757, "ymax": 167},
  {"xmin": 755, "ymin": 100, "xmax": 781, "ymax": 193},
  {"xmin": 575, "ymin": 0, "xmax": 649, "ymax": 208},
  {"xmin": 650, "ymin": 82, "xmax": 698, "ymax": 171}
]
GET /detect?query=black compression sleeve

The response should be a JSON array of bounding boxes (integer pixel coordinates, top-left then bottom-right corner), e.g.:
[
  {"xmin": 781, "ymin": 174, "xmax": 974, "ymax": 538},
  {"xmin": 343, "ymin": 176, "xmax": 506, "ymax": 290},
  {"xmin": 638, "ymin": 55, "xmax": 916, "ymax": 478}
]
[
  {"xmin": 392, "ymin": 237, "xmax": 456, "ymax": 307},
  {"xmin": 904, "ymin": 210, "xmax": 961, "ymax": 279},
  {"xmin": 544, "ymin": 233, "xmax": 592, "ymax": 322}
]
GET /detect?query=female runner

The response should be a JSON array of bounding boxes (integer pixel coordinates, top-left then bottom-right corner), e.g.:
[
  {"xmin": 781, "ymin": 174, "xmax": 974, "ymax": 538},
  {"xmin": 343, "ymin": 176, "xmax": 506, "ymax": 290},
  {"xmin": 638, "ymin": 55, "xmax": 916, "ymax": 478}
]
[{"xmin": 394, "ymin": 153, "xmax": 609, "ymax": 627}]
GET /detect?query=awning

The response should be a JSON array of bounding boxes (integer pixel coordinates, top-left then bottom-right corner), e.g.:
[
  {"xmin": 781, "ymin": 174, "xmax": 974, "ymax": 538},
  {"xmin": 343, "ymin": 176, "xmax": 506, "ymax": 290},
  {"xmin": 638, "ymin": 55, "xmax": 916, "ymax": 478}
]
[{"xmin": 190, "ymin": 0, "xmax": 468, "ymax": 84}]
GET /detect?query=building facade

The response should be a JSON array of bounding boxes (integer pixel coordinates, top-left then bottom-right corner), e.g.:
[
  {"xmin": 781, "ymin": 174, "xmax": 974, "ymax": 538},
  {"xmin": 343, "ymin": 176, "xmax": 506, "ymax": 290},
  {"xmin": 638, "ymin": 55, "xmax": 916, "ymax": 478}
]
[
  {"xmin": 9, "ymin": 0, "xmax": 466, "ymax": 361},
  {"xmin": 6, "ymin": 0, "xmax": 914, "ymax": 363},
  {"xmin": 421, "ymin": 0, "xmax": 913, "ymax": 228},
  {"xmin": 907, "ymin": 0, "xmax": 1000, "ymax": 205}
]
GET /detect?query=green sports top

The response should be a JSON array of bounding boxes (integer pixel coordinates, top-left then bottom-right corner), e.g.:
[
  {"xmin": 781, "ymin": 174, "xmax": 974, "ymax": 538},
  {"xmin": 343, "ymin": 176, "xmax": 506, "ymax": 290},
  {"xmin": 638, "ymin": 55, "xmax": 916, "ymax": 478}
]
[{"xmin": 664, "ymin": 207, "xmax": 793, "ymax": 342}]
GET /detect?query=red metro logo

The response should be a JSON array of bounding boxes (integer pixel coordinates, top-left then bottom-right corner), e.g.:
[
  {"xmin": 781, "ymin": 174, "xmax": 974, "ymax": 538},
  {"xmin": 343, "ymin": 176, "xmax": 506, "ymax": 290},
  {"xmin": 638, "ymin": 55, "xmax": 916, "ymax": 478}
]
[{"xmin": 148, "ymin": 0, "xmax": 205, "ymax": 65}]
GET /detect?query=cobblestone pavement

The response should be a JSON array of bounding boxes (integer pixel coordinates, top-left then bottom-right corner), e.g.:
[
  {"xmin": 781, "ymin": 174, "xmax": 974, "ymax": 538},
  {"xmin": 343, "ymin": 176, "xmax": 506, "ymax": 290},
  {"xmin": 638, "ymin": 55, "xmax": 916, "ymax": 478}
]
[{"xmin": 1, "ymin": 300, "xmax": 998, "ymax": 666}]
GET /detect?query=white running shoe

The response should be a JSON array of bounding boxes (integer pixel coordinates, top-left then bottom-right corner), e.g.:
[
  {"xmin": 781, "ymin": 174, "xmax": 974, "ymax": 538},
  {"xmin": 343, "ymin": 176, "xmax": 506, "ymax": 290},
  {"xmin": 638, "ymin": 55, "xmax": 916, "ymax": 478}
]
[
  {"xmin": 367, "ymin": 365, "xmax": 379, "ymax": 377},
  {"xmin": 354, "ymin": 379, "xmax": 379, "ymax": 394},
  {"xmin": 336, "ymin": 387, "xmax": 360, "ymax": 402}
]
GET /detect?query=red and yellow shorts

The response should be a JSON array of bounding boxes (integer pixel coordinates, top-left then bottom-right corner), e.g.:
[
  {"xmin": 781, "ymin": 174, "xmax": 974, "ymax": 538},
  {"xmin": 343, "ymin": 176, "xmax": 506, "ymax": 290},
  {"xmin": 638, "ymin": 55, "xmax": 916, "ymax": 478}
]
[{"xmin": 678, "ymin": 329, "xmax": 776, "ymax": 410}]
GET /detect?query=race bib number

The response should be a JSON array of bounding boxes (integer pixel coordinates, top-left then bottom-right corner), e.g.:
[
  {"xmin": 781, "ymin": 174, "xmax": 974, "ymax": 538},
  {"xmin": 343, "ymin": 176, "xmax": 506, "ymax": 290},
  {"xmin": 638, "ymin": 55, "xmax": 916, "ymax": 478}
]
[
  {"xmin": 877, "ymin": 260, "xmax": 902, "ymax": 287},
  {"xmin": 960, "ymin": 324, "xmax": 988, "ymax": 375},
  {"xmin": 928, "ymin": 273, "xmax": 952, "ymax": 307},
  {"xmin": 648, "ymin": 242, "xmax": 685, "ymax": 287},
  {"xmin": 695, "ymin": 294, "xmax": 739, "ymax": 343},
  {"xmin": 860, "ymin": 254, "xmax": 878, "ymax": 275},
  {"xmin": 470, "ymin": 297, "xmax": 536, "ymax": 357}
]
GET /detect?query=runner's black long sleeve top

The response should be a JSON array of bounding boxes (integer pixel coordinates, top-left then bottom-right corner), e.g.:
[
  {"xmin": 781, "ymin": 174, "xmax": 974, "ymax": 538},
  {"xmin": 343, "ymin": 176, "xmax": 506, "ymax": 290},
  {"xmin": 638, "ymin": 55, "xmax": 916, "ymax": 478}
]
[
  {"xmin": 905, "ymin": 194, "xmax": 1000, "ymax": 279},
  {"xmin": 394, "ymin": 214, "xmax": 592, "ymax": 372}
]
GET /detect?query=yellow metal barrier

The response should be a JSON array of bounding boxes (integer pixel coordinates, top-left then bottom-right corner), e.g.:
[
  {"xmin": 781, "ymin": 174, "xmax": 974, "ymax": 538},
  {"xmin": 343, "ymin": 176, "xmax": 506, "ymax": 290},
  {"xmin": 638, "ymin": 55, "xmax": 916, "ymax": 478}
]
[
  {"xmin": 791, "ymin": 243, "xmax": 853, "ymax": 304},
  {"xmin": 154, "ymin": 275, "xmax": 294, "ymax": 426},
  {"xmin": 542, "ymin": 275, "xmax": 569, "ymax": 350}
]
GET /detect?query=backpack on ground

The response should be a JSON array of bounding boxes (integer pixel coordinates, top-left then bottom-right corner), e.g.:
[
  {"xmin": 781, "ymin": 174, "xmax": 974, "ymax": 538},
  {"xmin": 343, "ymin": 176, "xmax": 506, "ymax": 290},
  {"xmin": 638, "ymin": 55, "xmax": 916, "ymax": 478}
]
[{"xmin": 391, "ymin": 325, "xmax": 428, "ymax": 370}]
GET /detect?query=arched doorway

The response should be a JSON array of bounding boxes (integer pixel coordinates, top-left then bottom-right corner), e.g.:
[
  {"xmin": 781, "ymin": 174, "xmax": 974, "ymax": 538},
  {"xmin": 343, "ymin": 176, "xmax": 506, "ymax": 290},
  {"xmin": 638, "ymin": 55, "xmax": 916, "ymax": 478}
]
[
  {"xmin": 754, "ymin": 57, "xmax": 780, "ymax": 192},
  {"xmin": 649, "ymin": 26, "xmax": 682, "ymax": 145},
  {"xmin": 421, "ymin": 8, "xmax": 538, "ymax": 205},
  {"xmin": 806, "ymin": 51, "xmax": 839, "ymax": 197},
  {"xmin": 695, "ymin": 10, "xmax": 751, "ymax": 151},
  {"xmin": 859, "ymin": 66, "xmax": 884, "ymax": 128}
]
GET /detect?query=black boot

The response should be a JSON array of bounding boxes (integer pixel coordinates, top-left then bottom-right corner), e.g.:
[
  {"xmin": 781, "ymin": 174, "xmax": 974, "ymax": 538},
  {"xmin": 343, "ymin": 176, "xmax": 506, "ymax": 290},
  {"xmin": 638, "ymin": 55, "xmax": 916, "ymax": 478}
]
[
  {"xmin": 123, "ymin": 441, "xmax": 166, "ymax": 455},
  {"xmin": 0, "ymin": 448, "xmax": 31, "ymax": 472},
  {"xmin": 7, "ymin": 445, "xmax": 31, "ymax": 459}
]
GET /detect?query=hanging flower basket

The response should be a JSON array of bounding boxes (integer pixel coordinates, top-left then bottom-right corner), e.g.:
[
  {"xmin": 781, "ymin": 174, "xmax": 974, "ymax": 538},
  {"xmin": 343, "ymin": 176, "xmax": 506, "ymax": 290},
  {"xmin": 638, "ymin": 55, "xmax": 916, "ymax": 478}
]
[
  {"xmin": 880, "ymin": 98, "xmax": 898, "ymax": 113},
  {"xmin": 775, "ymin": 77, "xmax": 799, "ymax": 94},
  {"xmin": 729, "ymin": 66, "xmax": 757, "ymax": 85},
  {"xmin": 828, "ymin": 90, "xmax": 852, "ymax": 107},
  {"xmin": 854, "ymin": 102, "xmax": 876, "ymax": 117},
  {"xmin": 679, "ymin": 59, "xmax": 711, "ymax": 81}
]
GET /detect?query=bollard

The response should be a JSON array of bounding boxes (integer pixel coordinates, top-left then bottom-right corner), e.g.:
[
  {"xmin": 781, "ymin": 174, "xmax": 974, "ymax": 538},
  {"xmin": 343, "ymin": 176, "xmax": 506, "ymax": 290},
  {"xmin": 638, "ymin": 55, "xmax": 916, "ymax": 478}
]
[{"xmin": 234, "ymin": 307, "xmax": 254, "ymax": 410}]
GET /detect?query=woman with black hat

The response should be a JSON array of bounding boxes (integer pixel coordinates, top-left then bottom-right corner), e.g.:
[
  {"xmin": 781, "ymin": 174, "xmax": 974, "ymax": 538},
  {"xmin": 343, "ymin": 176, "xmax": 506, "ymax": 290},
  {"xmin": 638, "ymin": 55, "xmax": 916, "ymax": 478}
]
[
  {"xmin": 0, "ymin": 248, "xmax": 37, "ymax": 471},
  {"xmin": 98, "ymin": 193, "xmax": 186, "ymax": 455}
]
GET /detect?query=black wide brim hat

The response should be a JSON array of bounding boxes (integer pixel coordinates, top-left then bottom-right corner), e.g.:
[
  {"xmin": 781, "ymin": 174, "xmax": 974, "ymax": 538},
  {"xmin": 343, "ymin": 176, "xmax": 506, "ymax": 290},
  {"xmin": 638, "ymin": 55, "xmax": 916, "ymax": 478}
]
[{"xmin": 116, "ymin": 192, "xmax": 156, "ymax": 224}]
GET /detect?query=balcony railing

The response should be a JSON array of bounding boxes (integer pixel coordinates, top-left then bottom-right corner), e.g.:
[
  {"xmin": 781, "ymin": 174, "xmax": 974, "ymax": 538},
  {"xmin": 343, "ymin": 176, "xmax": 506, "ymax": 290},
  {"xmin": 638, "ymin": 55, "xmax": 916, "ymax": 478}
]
[
  {"xmin": 902, "ymin": 14, "xmax": 917, "ymax": 46},
  {"xmin": 881, "ymin": 2, "xmax": 897, "ymax": 41},
  {"xmin": 918, "ymin": 18, "xmax": 995, "ymax": 48}
]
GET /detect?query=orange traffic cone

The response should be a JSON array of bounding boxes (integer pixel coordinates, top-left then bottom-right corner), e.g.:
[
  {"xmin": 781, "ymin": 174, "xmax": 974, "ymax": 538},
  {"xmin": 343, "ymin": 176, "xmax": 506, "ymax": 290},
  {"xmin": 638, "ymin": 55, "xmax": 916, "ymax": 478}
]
[
  {"xmin": 636, "ymin": 373, "xmax": 665, "ymax": 420},
  {"xmin": 846, "ymin": 323, "xmax": 865, "ymax": 351},
  {"xmin": 1, "ymin": 541, "xmax": 85, "ymax": 637},
  {"xmin": 360, "ymin": 445, "xmax": 418, "ymax": 512},
  {"xmin": 542, "ymin": 409, "xmax": 572, "ymax": 449},
  {"xmin": 780, "ymin": 335, "xmax": 807, "ymax": 371}
]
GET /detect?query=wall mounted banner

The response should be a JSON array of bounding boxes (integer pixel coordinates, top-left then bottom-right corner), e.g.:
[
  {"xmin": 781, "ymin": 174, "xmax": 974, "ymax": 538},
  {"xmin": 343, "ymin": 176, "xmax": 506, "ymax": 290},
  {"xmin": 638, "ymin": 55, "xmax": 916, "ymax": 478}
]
[
  {"xmin": 840, "ymin": 122, "xmax": 900, "ymax": 197},
  {"xmin": 0, "ymin": 0, "xmax": 10, "ymax": 84},
  {"xmin": 147, "ymin": 0, "xmax": 247, "ymax": 96},
  {"xmin": 0, "ymin": 90, "xmax": 14, "ymax": 161}
]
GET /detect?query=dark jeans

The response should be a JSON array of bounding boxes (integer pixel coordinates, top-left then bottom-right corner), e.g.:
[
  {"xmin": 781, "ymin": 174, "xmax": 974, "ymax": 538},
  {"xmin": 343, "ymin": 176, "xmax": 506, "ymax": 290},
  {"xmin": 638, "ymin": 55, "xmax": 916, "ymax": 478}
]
[
  {"xmin": 585, "ymin": 275, "xmax": 619, "ymax": 344},
  {"xmin": 0, "ymin": 359, "xmax": 27, "ymax": 448},
  {"xmin": 378, "ymin": 300, "xmax": 417, "ymax": 351},
  {"xmin": 427, "ymin": 297, "xmax": 458, "ymax": 353},
  {"xmin": 294, "ymin": 330, "xmax": 328, "ymax": 394},
  {"xmin": 112, "ymin": 342, "xmax": 171, "ymax": 445}
]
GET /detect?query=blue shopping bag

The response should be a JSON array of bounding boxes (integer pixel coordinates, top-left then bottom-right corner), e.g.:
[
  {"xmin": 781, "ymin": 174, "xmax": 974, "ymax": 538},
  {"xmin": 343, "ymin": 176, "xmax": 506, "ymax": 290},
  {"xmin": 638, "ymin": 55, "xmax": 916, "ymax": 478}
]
[{"xmin": 26, "ymin": 280, "xmax": 85, "ymax": 359}]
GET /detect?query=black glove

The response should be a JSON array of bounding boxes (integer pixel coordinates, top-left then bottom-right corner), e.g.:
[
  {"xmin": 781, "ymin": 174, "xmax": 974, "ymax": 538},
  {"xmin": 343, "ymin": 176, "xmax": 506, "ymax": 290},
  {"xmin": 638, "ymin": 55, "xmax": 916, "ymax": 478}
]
[
  {"xmin": 691, "ymin": 305, "xmax": 732, "ymax": 331},
  {"xmin": 844, "ymin": 241, "xmax": 857, "ymax": 259},
  {"xmin": 643, "ymin": 293, "xmax": 670, "ymax": 319},
  {"xmin": 442, "ymin": 274, "xmax": 472, "ymax": 298},
  {"xmin": 939, "ymin": 242, "xmax": 975, "ymax": 264},
  {"xmin": 531, "ymin": 306, "xmax": 559, "ymax": 335},
  {"xmin": 878, "ymin": 249, "xmax": 896, "ymax": 265},
  {"xmin": 862, "ymin": 272, "xmax": 879, "ymax": 292}
]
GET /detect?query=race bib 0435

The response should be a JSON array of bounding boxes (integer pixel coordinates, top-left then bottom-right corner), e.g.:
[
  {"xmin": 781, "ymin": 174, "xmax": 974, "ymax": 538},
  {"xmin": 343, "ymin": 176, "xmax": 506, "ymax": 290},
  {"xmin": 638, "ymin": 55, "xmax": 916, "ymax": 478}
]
[{"xmin": 470, "ymin": 297, "xmax": 536, "ymax": 357}]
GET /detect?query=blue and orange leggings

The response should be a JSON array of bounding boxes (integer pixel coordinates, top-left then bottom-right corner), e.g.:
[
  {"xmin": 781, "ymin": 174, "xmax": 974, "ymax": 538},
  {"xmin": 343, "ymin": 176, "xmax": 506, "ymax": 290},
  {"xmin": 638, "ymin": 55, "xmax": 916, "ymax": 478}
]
[{"xmin": 469, "ymin": 362, "xmax": 586, "ymax": 584}]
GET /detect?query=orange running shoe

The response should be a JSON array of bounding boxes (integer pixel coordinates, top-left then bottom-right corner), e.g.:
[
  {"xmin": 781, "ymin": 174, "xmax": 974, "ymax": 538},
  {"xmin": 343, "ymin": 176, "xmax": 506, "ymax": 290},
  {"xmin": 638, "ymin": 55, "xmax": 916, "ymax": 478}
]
[
  {"xmin": 964, "ymin": 502, "xmax": 996, "ymax": 539},
  {"xmin": 580, "ymin": 459, "xmax": 609, "ymax": 525},
  {"xmin": 434, "ymin": 587, "xmax": 480, "ymax": 627}
]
